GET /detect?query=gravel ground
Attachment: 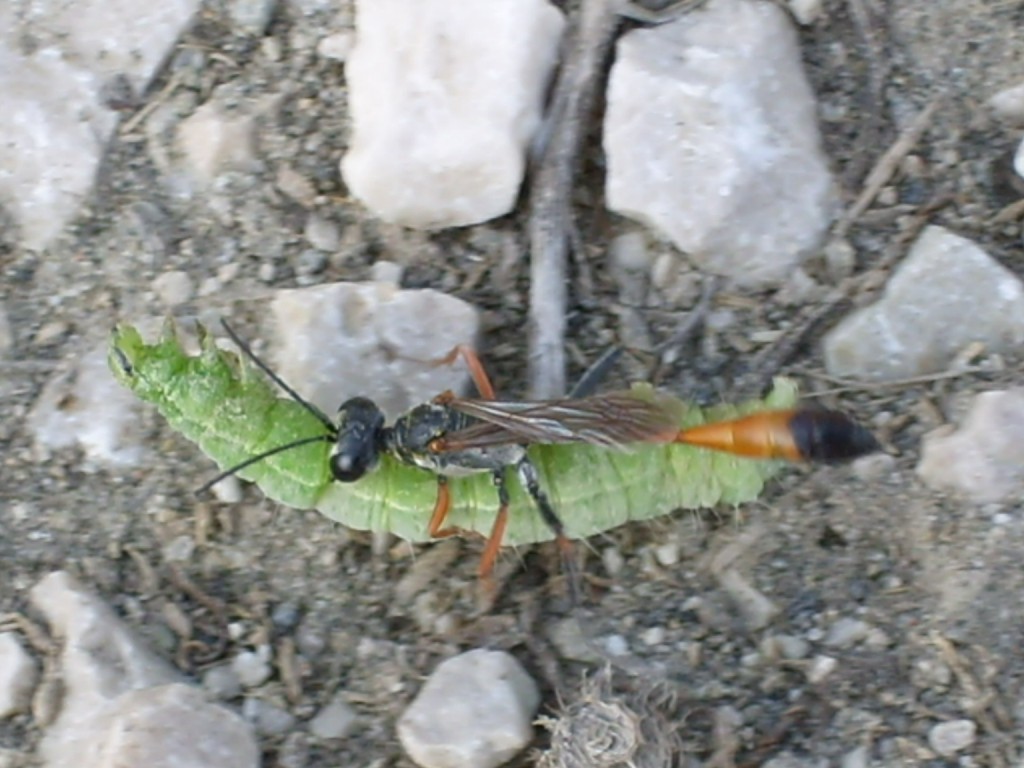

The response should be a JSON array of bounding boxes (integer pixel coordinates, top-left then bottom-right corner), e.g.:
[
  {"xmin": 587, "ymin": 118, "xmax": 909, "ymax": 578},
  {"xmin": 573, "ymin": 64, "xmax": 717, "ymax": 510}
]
[{"xmin": 3, "ymin": 1, "xmax": 1024, "ymax": 765}]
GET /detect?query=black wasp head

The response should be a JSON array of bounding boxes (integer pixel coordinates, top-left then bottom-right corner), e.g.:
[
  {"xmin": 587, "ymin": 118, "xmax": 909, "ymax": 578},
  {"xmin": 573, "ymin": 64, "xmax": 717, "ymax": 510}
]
[{"xmin": 330, "ymin": 397, "xmax": 386, "ymax": 482}]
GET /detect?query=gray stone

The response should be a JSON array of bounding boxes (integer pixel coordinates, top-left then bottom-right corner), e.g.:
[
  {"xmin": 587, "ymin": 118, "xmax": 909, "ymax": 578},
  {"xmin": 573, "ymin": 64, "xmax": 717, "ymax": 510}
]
[
  {"xmin": 605, "ymin": 0, "xmax": 834, "ymax": 287},
  {"xmin": 824, "ymin": 226, "xmax": 1024, "ymax": 380},
  {"xmin": 270, "ymin": 281, "xmax": 480, "ymax": 420},
  {"xmin": 917, "ymin": 389, "xmax": 1024, "ymax": 503}
]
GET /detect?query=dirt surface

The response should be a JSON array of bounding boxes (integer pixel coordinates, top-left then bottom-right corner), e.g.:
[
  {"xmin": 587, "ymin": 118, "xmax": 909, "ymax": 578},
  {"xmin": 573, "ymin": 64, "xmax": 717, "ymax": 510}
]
[{"xmin": 4, "ymin": 1, "xmax": 1024, "ymax": 765}]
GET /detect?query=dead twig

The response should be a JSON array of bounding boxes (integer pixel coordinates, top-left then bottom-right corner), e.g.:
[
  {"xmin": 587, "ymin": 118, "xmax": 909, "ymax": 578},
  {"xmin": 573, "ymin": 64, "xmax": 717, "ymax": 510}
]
[
  {"xmin": 528, "ymin": 0, "xmax": 622, "ymax": 398},
  {"xmin": 836, "ymin": 97, "xmax": 943, "ymax": 238}
]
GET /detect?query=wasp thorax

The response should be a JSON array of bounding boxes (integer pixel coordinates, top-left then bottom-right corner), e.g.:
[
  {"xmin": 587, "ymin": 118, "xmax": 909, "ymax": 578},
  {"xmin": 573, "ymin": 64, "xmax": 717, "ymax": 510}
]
[{"xmin": 330, "ymin": 397, "xmax": 386, "ymax": 482}]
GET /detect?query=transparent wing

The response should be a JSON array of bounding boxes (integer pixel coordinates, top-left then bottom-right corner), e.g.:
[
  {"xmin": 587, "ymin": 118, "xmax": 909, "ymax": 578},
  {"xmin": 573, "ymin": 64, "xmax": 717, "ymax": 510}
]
[{"xmin": 440, "ymin": 391, "xmax": 681, "ymax": 450}]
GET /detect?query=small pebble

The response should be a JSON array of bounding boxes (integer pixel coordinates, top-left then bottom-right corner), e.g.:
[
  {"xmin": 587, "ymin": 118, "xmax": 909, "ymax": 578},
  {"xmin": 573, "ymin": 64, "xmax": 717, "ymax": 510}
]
[
  {"xmin": 309, "ymin": 694, "xmax": 358, "ymax": 740},
  {"xmin": 927, "ymin": 719, "xmax": 977, "ymax": 756},
  {"xmin": 653, "ymin": 540, "xmax": 681, "ymax": 567},
  {"xmin": 210, "ymin": 475, "xmax": 243, "ymax": 504},
  {"xmin": 824, "ymin": 617, "xmax": 870, "ymax": 649},
  {"xmin": 152, "ymin": 270, "xmax": 194, "ymax": 307},
  {"xmin": 242, "ymin": 697, "xmax": 297, "ymax": 736},
  {"xmin": 601, "ymin": 546, "xmax": 625, "ymax": 577},
  {"xmin": 271, "ymin": 601, "xmax": 301, "ymax": 632},
  {"xmin": 202, "ymin": 664, "xmax": 243, "ymax": 700},
  {"xmin": 232, "ymin": 649, "xmax": 273, "ymax": 688},
  {"xmin": 304, "ymin": 213, "xmax": 341, "ymax": 252},
  {"xmin": 603, "ymin": 634, "xmax": 629, "ymax": 656},
  {"xmin": 640, "ymin": 626, "xmax": 665, "ymax": 646},
  {"xmin": 806, "ymin": 654, "xmax": 837, "ymax": 684}
]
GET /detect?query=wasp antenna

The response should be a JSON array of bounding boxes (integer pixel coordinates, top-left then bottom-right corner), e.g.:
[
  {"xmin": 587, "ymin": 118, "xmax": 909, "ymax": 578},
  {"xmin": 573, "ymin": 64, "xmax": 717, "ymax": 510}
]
[
  {"xmin": 196, "ymin": 434, "xmax": 333, "ymax": 496},
  {"xmin": 219, "ymin": 319, "xmax": 336, "ymax": 434}
]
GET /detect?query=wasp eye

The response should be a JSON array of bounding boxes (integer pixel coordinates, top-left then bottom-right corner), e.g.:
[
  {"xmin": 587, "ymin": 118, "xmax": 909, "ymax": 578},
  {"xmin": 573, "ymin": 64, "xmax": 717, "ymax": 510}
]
[{"xmin": 330, "ymin": 451, "xmax": 368, "ymax": 482}]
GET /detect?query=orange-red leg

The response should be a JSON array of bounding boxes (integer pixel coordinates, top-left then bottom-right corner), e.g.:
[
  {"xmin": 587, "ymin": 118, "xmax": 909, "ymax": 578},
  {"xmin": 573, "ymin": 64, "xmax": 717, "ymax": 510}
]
[
  {"xmin": 427, "ymin": 477, "xmax": 464, "ymax": 539},
  {"xmin": 429, "ymin": 344, "xmax": 496, "ymax": 399}
]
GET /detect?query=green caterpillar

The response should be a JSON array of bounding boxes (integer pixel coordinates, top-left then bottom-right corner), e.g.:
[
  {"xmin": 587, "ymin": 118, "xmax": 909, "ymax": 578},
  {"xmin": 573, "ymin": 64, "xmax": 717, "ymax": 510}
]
[{"xmin": 108, "ymin": 322, "xmax": 796, "ymax": 547}]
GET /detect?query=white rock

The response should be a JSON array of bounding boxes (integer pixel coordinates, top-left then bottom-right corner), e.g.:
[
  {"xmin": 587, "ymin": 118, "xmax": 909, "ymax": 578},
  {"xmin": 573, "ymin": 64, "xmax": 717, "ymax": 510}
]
[
  {"xmin": 927, "ymin": 719, "xmax": 977, "ymax": 756},
  {"xmin": 0, "ymin": 0, "xmax": 197, "ymax": 251},
  {"xmin": 604, "ymin": 0, "xmax": 834, "ymax": 287},
  {"xmin": 309, "ymin": 694, "xmax": 358, "ymax": 740},
  {"xmin": 151, "ymin": 270, "xmax": 195, "ymax": 308},
  {"xmin": 1014, "ymin": 136, "xmax": 1024, "ymax": 181},
  {"xmin": 988, "ymin": 82, "xmax": 1024, "ymax": 126},
  {"xmin": 27, "ymin": 340, "xmax": 146, "ymax": 467},
  {"xmin": 270, "ymin": 281, "xmax": 480, "ymax": 420},
  {"xmin": 177, "ymin": 100, "xmax": 258, "ymax": 185},
  {"xmin": 397, "ymin": 649, "xmax": 539, "ymax": 768},
  {"xmin": 340, "ymin": 0, "xmax": 565, "ymax": 228},
  {"xmin": 28, "ymin": 572, "xmax": 196, "ymax": 766},
  {"xmin": 0, "ymin": 633, "xmax": 38, "ymax": 719},
  {"xmin": 99, "ymin": 684, "xmax": 258, "ymax": 768},
  {"xmin": 917, "ymin": 389, "xmax": 1024, "ymax": 503},
  {"xmin": 824, "ymin": 226, "xmax": 1024, "ymax": 380},
  {"xmin": 304, "ymin": 213, "xmax": 341, "ymax": 252}
]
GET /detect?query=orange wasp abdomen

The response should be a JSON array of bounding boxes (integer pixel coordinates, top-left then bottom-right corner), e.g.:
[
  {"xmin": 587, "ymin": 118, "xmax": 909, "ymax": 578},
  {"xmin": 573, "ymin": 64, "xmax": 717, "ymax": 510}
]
[{"xmin": 676, "ymin": 409, "xmax": 879, "ymax": 463}]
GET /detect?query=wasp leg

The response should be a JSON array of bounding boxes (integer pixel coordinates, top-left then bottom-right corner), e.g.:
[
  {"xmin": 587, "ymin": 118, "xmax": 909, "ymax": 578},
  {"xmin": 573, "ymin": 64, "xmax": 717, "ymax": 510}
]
[
  {"xmin": 428, "ymin": 344, "xmax": 497, "ymax": 399},
  {"xmin": 427, "ymin": 476, "xmax": 467, "ymax": 538},
  {"xmin": 515, "ymin": 457, "xmax": 581, "ymax": 605},
  {"xmin": 477, "ymin": 469, "xmax": 511, "ymax": 602}
]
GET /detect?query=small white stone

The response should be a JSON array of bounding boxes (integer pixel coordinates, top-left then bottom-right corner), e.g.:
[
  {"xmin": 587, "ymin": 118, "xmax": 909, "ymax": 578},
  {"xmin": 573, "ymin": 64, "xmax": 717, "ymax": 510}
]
[
  {"xmin": 309, "ymin": 695, "xmax": 358, "ymax": 740},
  {"xmin": 305, "ymin": 213, "xmax": 341, "ymax": 252},
  {"xmin": 639, "ymin": 626, "xmax": 666, "ymax": 646},
  {"xmin": 653, "ymin": 540, "xmax": 681, "ymax": 567},
  {"xmin": 232, "ymin": 650, "xmax": 273, "ymax": 688},
  {"xmin": 927, "ymin": 719, "xmax": 977, "ymax": 756},
  {"xmin": 0, "ymin": 634, "xmax": 38, "ymax": 718},
  {"xmin": 823, "ymin": 617, "xmax": 870, "ymax": 649},
  {"xmin": 1014, "ymin": 137, "xmax": 1024, "ymax": 182},
  {"xmin": 152, "ymin": 270, "xmax": 194, "ymax": 307},
  {"xmin": 397, "ymin": 649, "xmax": 539, "ymax": 768},
  {"xmin": 806, "ymin": 654, "xmax": 837, "ymax": 684},
  {"xmin": 210, "ymin": 475, "xmax": 243, "ymax": 504}
]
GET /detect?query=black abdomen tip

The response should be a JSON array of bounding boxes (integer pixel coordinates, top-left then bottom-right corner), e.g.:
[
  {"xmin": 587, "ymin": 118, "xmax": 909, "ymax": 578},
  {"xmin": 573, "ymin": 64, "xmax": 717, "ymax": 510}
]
[{"xmin": 789, "ymin": 410, "xmax": 880, "ymax": 462}]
